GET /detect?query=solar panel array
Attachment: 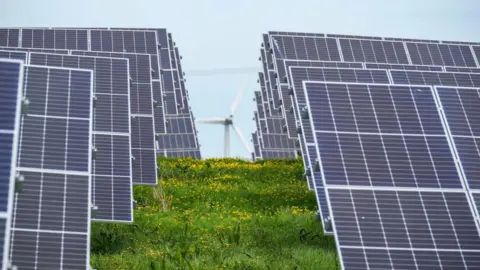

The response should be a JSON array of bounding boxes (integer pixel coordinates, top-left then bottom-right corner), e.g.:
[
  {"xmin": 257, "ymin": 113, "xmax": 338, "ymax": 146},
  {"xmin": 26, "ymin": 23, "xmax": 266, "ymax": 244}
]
[
  {"xmin": 0, "ymin": 27, "xmax": 201, "ymax": 269},
  {"xmin": 251, "ymin": 31, "xmax": 480, "ymax": 269}
]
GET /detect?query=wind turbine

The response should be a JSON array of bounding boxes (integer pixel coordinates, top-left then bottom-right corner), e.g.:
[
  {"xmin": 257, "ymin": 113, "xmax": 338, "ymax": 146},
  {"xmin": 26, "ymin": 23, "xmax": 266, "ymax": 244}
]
[{"xmin": 195, "ymin": 76, "xmax": 252, "ymax": 158}]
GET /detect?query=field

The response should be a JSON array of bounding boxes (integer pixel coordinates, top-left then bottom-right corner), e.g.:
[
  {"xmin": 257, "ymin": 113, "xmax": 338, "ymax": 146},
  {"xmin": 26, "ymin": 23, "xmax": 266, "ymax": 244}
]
[{"xmin": 90, "ymin": 158, "xmax": 339, "ymax": 269}]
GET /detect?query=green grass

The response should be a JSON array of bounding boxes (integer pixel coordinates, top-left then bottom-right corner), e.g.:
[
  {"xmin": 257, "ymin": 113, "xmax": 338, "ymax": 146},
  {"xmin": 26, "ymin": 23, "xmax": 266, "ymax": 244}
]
[{"xmin": 90, "ymin": 157, "xmax": 339, "ymax": 269}]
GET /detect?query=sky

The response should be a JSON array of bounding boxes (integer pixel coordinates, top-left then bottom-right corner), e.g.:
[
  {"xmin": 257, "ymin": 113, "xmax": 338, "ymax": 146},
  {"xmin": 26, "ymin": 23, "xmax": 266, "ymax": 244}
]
[{"xmin": 1, "ymin": 0, "xmax": 479, "ymax": 158}]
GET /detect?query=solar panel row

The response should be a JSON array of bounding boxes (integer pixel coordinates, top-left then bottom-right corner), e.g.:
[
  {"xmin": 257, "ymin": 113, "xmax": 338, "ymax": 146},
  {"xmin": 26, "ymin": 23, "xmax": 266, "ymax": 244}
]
[
  {"xmin": 156, "ymin": 30, "xmax": 201, "ymax": 159},
  {"xmin": 251, "ymin": 31, "xmax": 480, "ymax": 270},
  {"xmin": 0, "ymin": 27, "xmax": 201, "ymax": 269}
]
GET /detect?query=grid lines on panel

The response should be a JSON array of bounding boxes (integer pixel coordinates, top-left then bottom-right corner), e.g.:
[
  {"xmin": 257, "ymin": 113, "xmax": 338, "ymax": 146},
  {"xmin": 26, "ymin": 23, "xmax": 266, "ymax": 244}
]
[
  {"xmin": 287, "ymin": 67, "xmax": 391, "ymax": 229},
  {"xmin": 28, "ymin": 52, "xmax": 133, "ymax": 223},
  {"xmin": 304, "ymin": 82, "xmax": 460, "ymax": 189},
  {"xmin": 0, "ymin": 50, "xmax": 27, "ymax": 62},
  {"xmin": 435, "ymin": 86, "xmax": 480, "ymax": 191},
  {"xmin": 70, "ymin": 50, "xmax": 158, "ymax": 185},
  {"xmin": 158, "ymin": 31, "xmax": 201, "ymax": 157},
  {"xmin": 303, "ymin": 81, "xmax": 480, "ymax": 269},
  {"xmin": 10, "ymin": 65, "xmax": 92, "ymax": 270},
  {"xmin": 0, "ymin": 59, "xmax": 24, "ymax": 270}
]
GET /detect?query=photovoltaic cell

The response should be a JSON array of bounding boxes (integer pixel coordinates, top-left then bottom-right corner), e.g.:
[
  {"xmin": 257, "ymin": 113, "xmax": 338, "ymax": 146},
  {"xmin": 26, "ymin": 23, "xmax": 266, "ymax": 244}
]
[
  {"xmin": 28, "ymin": 52, "xmax": 134, "ymax": 223},
  {"xmin": 10, "ymin": 65, "xmax": 92, "ymax": 269},
  {"xmin": 0, "ymin": 59, "xmax": 23, "ymax": 270}
]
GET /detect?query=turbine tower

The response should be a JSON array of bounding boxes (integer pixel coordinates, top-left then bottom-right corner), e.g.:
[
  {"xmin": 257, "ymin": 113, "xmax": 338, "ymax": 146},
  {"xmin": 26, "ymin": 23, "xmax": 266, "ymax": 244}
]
[{"xmin": 196, "ymin": 77, "xmax": 252, "ymax": 157}]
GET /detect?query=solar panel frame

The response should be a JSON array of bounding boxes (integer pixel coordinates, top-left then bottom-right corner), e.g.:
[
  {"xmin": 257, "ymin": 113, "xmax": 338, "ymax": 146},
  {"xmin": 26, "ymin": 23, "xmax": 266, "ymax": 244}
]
[
  {"xmin": 303, "ymin": 80, "xmax": 480, "ymax": 270},
  {"xmin": 27, "ymin": 52, "xmax": 134, "ymax": 223},
  {"xmin": 0, "ymin": 59, "xmax": 24, "ymax": 270},
  {"xmin": 10, "ymin": 64, "xmax": 93, "ymax": 269}
]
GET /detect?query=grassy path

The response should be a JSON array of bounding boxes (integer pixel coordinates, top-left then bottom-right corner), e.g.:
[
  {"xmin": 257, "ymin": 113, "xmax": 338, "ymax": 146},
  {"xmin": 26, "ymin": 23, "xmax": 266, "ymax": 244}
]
[{"xmin": 90, "ymin": 158, "xmax": 339, "ymax": 269}]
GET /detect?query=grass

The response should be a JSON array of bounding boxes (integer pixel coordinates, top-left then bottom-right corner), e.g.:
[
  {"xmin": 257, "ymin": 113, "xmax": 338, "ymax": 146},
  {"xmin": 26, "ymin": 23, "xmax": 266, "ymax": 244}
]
[{"xmin": 90, "ymin": 157, "xmax": 339, "ymax": 269}]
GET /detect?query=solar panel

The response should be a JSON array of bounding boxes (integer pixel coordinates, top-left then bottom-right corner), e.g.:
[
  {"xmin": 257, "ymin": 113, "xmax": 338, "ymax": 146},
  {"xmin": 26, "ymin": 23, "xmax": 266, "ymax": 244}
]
[
  {"xmin": 156, "ymin": 31, "xmax": 201, "ymax": 157},
  {"xmin": 390, "ymin": 70, "xmax": 480, "ymax": 87},
  {"xmin": 28, "ymin": 52, "xmax": 133, "ymax": 223},
  {"xmin": 10, "ymin": 64, "xmax": 93, "ymax": 269},
  {"xmin": 251, "ymin": 132, "xmax": 261, "ymax": 159},
  {"xmin": 406, "ymin": 42, "xmax": 477, "ymax": 67},
  {"xmin": 0, "ymin": 59, "xmax": 23, "ymax": 270},
  {"xmin": 364, "ymin": 63, "xmax": 444, "ymax": 71},
  {"xmin": 71, "ymin": 50, "xmax": 157, "ymax": 185},
  {"xmin": 445, "ymin": 67, "xmax": 480, "ymax": 73},
  {"xmin": 286, "ymin": 67, "xmax": 390, "ymax": 232},
  {"xmin": 255, "ymin": 53, "xmax": 298, "ymax": 155},
  {"xmin": 280, "ymin": 61, "xmax": 371, "ymax": 139},
  {"xmin": 303, "ymin": 81, "xmax": 480, "ymax": 269},
  {"xmin": 0, "ymin": 46, "xmax": 69, "ymax": 55},
  {"xmin": 434, "ymin": 86, "xmax": 480, "ymax": 212},
  {"xmin": 0, "ymin": 50, "xmax": 27, "ymax": 62},
  {"xmin": 0, "ymin": 30, "xmax": 19, "ymax": 47}
]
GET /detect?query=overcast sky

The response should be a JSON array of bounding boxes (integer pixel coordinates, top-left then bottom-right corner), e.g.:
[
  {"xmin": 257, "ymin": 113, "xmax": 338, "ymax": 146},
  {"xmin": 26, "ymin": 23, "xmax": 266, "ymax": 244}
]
[{"xmin": 1, "ymin": 0, "xmax": 479, "ymax": 158}]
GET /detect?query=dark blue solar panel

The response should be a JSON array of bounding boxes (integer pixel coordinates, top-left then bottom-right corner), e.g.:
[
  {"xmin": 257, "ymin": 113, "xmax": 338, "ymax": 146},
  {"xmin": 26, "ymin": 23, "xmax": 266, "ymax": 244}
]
[
  {"xmin": 445, "ymin": 67, "xmax": 480, "ymax": 73},
  {"xmin": 0, "ymin": 59, "xmax": 23, "ymax": 270},
  {"xmin": 29, "ymin": 51, "xmax": 134, "ymax": 223},
  {"xmin": 332, "ymin": 189, "xmax": 480, "ymax": 269},
  {"xmin": 435, "ymin": 86, "xmax": 480, "ymax": 190},
  {"xmin": 305, "ymin": 82, "xmax": 460, "ymax": 189},
  {"xmin": 364, "ymin": 63, "xmax": 443, "ymax": 71},
  {"xmin": 339, "ymin": 39, "xmax": 409, "ymax": 64},
  {"xmin": 0, "ymin": 29, "xmax": 20, "ymax": 47},
  {"xmin": 0, "ymin": 46, "xmax": 69, "ymax": 54},
  {"xmin": 20, "ymin": 29, "xmax": 88, "ymax": 50},
  {"xmin": 11, "ymin": 65, "xmax": 92, "ymax": 269},
  {"xmin": 270, "ymin": 35, "xmax": 341, "ymax": 61},
  {"xmin": 406, "ymin": 42, "xmax": 477, "ymax": 67},
  {"xmin": 390, "ymin": 70, "xmax": 480, "ymax": 87},
  {"xmin": 0, "ymin": 50, "xmax": 27, "ymax": 61},
  {"xmin": 71, "ymin": 50, "xmax": 158, "ymax": 185}
]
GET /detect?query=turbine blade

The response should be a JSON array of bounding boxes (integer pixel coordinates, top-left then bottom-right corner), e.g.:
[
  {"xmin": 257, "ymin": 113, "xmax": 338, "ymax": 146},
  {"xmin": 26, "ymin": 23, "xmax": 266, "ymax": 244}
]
[
  {"xmin": 233, "ymin": 124, "xmax": 252, "ymax": 154},
  {"xmin": 231, "ymin": 75, "xmax": 250, "ymax": 115},
  {"xmin": 196, "ymin": 118, "xmax": 225, "ymax": 124}
]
